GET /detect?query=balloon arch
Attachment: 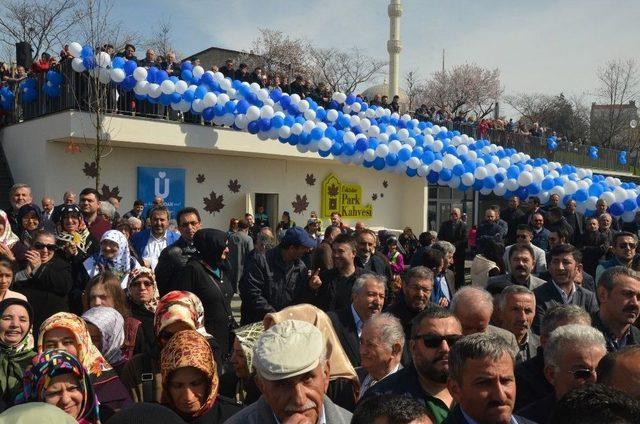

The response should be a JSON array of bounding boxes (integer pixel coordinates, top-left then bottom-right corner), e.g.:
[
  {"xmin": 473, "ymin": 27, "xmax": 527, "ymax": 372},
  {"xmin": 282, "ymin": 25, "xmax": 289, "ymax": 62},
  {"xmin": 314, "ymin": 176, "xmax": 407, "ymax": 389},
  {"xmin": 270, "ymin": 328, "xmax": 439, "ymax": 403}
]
[{"xmin": 5, "ymin": 41, "xmax": 640, "ymax": 222}]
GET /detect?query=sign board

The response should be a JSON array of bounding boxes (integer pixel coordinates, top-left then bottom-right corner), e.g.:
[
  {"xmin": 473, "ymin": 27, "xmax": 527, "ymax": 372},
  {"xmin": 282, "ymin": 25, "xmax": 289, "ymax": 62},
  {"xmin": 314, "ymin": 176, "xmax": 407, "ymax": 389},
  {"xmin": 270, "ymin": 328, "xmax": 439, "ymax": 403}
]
[
  {"xmin": 137, "ymin": 167, "xmax": 185, "ymax": 218},
  {"xmin": 321, "ymin": 173, "xmax": 373, "ymax": 219}
]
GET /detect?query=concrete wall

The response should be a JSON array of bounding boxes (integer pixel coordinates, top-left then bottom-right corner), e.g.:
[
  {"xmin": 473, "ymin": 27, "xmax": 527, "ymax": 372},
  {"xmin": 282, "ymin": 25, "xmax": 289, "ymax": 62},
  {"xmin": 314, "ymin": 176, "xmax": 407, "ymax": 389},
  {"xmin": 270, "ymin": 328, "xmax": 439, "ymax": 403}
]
[{"xmin": 1, "ymin": 111, "xmax": 428, "ymax": 232}]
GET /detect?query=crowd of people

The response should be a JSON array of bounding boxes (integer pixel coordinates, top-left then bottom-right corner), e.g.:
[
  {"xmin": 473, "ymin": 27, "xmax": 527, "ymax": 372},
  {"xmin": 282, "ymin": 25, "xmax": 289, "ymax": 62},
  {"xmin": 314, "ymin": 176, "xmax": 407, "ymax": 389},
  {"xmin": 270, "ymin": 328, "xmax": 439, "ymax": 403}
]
[{"xmin": 0, "ymin": 181, "xmax": 639, "ymax": 423}]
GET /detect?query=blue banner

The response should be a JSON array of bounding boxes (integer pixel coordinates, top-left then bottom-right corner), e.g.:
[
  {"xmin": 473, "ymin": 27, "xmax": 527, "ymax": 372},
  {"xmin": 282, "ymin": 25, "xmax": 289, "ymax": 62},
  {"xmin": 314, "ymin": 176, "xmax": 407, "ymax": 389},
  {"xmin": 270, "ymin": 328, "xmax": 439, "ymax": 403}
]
[{"xmin": 137, "ymin": 167, "xmax": 185, "ymax": 219}]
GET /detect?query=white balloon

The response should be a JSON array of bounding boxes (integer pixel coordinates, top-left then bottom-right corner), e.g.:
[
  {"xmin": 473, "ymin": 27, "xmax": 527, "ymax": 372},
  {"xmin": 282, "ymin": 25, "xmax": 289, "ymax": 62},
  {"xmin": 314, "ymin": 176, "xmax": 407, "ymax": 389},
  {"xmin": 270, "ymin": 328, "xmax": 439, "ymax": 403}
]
[
  {"xmin": 147, "ymin": 83, "xmax": 161, "ymax": 98},
  {"xmin": 433, "ymin": 140, "xmax": 444, "ymax": 152},
  {"xmin": 71, "ymin": 58, "xmax": 85, "ymax": 73},
  {"xmin": 191, "ymin": 99, "xmax": 204, "ymax": 113},
  {"xmin": 246, "ymin": 106, "xmax": 260, "ymax": 121},
  {"xmin": 192, "ymin": 66, "xmax": 204, "ymax": 78},
  {"xmin": 375, "ymin": 144, "xmax": 390, "ymax": 158},
  {"xmin": 110, "ymin": 68, "xmax": 125, "ymax": 83},
  {"xmin": 278, "ymin": 126, "xmax": 291, "ymax": 138},
  {"xmin": 327, "ymin": 109, "xmax": 339, "ymax": 122},
  {"xmin": 298, "ymin": 100, "xmax": 309, "ymax": 112},
  {"xmin": 291, "ymin": 123, "xmax": 303, "ymax": 135},
  {"xmin": 388, "ymin": 140, "xmax": 402, "ymax": 154},
  {"xmin": 98, "ymin": 68, "xmax": 111, "ymax": 84},
  {"xmin": 431, "ymin": 160, "xmax": 443, "ymax": 172},
  {"xmin": 364, "ymin": 148, "xmax": 376, "ymax": 162},
  {"xmin": 461, "ymin": 173, "xmax": 474, "ymax": 186},
  {"xmin": 96, "ymin": 51, "xmax": 111, "ymax": 68},
  {"xmin": 257, "ymin": 89, "xmax": 270, "ymax": 102},
  {"xmin": 494, "ymin": 183, "xmax": 507, "ymax": 196},
  {"xmin": 517, "ymin": 171, "xmax": 533, "ymax": 186},
  {"xmin": 601, "ymin": 191, "xmax": 616, "ymax": 206},
  {"xmin": 302, "ymin": 120, "xmax": 315, "ymax": 133},
  {"xmin": 174, "ymin": 80, "xmax": 188, "ymax": 94},
  {"xmin": 614, "ymin": 187, "xmax": 627, "ymax": 203},
  {"xmin": 203, "ymin": 92, "xmax": 217, "ymax": 108},
  {"xmin": 474, "ymin": 167, "xmax": 488, "ymax": 180},
  {"xmin": 332, "ymin": 92, "xmax": 347, "ymax": 103},
  {"xmin": 69, "ymin": 42, "xmax": 82, "ymax": 57},
  {"xmin": 505, "ymin": 178, "xmax": 518, "ymax": 191},
  {"xmin": 160, "ymin": 80, "xmax": 175, "ymax": 95},
  {"xmin": 319, "ymin": 137, "xmax": 332, "ymax": 151},
  {"xmin": 133, "ymin": 80, "xmax": 148, "ymax": 96},
  {"xmin": 417, "ymin": 165, "xmax": 429, "ymax": 177},
  {"xmin": 217, "ymin": 93, "xmax": 230, "ymax": 105},
  {"xmin": 260, "ymin": 105, "xmax": 275, "ymax": 120},
  {"xmin": 219, "ymin": 79, "xmax": 232, "ymax": 91},
  {"xmin": 407, "ymin": 157, "xmax": 421, "ymax": 169},
  {"xmin": 133, "ymin": 67, "xmax": 147, "ymax": 82},
  {"xmin": 290, "ymin": 94, "xmax": 301, "ymax": 104}
]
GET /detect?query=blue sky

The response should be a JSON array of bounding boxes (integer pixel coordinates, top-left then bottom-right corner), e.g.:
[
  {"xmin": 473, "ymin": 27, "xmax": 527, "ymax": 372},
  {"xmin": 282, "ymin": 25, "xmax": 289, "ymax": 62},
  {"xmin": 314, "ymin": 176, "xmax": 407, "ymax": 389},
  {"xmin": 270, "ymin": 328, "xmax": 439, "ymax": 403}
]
[{"xmin": 119, "ymin": 0, "xmax": 640, "ymax": 115}]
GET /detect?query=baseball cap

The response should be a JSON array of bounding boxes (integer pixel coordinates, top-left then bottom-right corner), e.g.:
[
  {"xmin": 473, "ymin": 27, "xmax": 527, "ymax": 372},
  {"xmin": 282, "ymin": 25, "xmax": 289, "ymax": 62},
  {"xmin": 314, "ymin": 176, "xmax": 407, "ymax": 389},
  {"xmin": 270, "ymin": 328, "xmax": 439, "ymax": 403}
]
[{"xmin": 281, "ymin": 226, "xmax": 317, "ymax": 249}]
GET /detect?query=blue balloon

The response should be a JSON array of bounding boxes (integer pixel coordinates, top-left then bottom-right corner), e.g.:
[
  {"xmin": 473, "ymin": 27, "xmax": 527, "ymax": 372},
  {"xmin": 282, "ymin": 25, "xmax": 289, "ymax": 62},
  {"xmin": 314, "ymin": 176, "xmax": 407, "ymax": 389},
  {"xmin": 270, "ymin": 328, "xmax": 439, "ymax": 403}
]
[
  {"xmin": 82, "ymin": 56, "xmax": 95, "ymax": 70},
  {"xmin": 427, "ymin": 171, "xmax": 439, "ymax": 184},
  {"xmin": 624, "ymin": 199, "xmax": 636, "ymax": 212},
  {"xmin": 111, "ymin": 56, "xmax": 125, "ymax": 69},
  {"xmin": 385, "ymin": 153, "xmax": 399, "ymax": 167},
  {"xmin": 156, "ymin": 70, "xmax": 169, "ymax": 83},
  {"xmin": 440, "ymin": 168, "xmax": 453, "ymax": 182},
  {"xmin": 182, "ymin": 90, "xmax": 195, "ymax": 103},
  {"xmin": 224, "ymin": 101, "xmax": 236, "ymax": 114},
  {"xmin": 170, "ymin": 92, "xmax": 181, "ymax": 103},
  {"xmin": 610, "ymin": 202, "xmax": 624, "ymax": 216},
  {"xmin": 573, "ymin": 189, "xmax": 588, "ymax": 202},
  {"xmin": 406, "ymin": 168, "xmax": 418, "ymax": 177},
  {"xmin": 158, "ymin": 93, "xmax": 171, "ymax": 106},
  {"xmin": 81, "ymin": 45, "xmax": 93, "ymax": 59},
  {"xmin": 123, "ymin": 60, "xmax": 137, "ymax": 75},
  {"xmin": 507, "ymin": 166, "xmax": 520, "ymax": 179},
  {"xmin": 309, "ymin": 127, "xmax": 323, "ymax": 140},
  {"xmin": 452, "ymin": 164, "xmax": 465, "ymax": 176},
  {"xmin": 373, "ymin": 157, "xmax": 386, "ymax": 170},
  {"xmin": 343, "ymin": 143, "xmax": 356, "ymax": 156},
  {"xmin": 202, "ymin": 107, "xmax": 215, "ymax": 121},
  {"xmin": 258, "ymin": 118, "xmax": 271, "ymax": 132},
  {"xmin": 421, "ymin": 151, "xmax": 435, "ymax": 164},
  {"xmin": 121, "ymin": 76, "xmax": 136, "ymax": 91},
  {"xmin": 331, "ymin": 142, "xmax": 344, "ymax": 156},
  {"xmin": 271, "ymin": 116, "xmax": 284, "ymax": 129},
  {"xmin": 541, "ymin": 178, "xmax": 555, "ymax": 191},
  {"xmin": 398, "ymin": 148, "xmax": 411, "ymax": 162},
  {"xmin": 247, "ymin": 121, "xmax": 260, "ymax": 134},
  {"xmin": 47, "ymin": 71, "xmax": 62, "ymax": 85},
  {"xmin": 147, "ymin": 67, "xmax": 158, "ymax": 83},
  {"xmin": 181, "ymin": 70, "xmax": 193, "ymax": 83},
  {"xmin": 181, "ymin": 61, "xmax": 193, "ymax": 72},
  {"xmin": 235, "ymin": 99, "xmax": 249, "ymax": 114},
  {"xmin": 483, "ymin": 176, "xmax": 497, "ymax": 189}
]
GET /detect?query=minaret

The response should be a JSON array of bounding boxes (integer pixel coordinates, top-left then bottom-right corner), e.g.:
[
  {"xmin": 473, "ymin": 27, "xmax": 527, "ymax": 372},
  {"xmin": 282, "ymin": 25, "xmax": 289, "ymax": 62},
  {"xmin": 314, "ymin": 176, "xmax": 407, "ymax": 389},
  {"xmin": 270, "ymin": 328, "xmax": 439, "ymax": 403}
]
[{"xmin": 387, "ymin": 0, "xmax": 403, "ymax": 100}]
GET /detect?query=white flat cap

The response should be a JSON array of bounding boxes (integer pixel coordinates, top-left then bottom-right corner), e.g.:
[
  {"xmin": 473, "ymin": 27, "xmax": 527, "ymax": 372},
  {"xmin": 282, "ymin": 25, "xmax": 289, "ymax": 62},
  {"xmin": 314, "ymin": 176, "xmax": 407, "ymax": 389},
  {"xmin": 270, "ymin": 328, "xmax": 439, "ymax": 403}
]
[{"xmin": 253, "ymin": 319, "xmax": 324, "ymax": 381}]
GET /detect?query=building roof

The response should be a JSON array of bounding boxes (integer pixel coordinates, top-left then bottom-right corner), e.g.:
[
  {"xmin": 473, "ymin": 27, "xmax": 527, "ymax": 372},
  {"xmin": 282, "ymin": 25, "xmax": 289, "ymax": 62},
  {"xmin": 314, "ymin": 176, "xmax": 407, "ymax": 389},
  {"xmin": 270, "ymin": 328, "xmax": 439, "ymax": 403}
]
[
  {"xmin": 361, "ymin": 82, "xmax": 408, "ymax": 103},
  {"xmin": 591, "ymin": 101, "xmax": 637, "ymax": 110}
]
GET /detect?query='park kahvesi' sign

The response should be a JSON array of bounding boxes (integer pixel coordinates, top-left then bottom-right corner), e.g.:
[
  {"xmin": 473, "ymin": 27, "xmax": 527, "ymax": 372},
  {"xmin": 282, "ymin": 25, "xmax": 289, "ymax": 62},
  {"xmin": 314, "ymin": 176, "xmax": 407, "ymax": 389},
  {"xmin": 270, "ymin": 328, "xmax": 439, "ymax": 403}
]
[{"xmin": 321, "ymin": 174, "xmax": 373, "ymax": 219}]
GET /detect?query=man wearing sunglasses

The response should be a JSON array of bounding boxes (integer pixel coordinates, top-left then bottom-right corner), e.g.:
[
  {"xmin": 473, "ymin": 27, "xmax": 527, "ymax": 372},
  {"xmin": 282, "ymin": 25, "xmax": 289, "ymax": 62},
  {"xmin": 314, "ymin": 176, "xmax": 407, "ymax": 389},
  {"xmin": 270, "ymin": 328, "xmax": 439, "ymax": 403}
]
[
  {"xmin": 517, "ymin": 324, "xmax": 606, "ymax": 423},
  {"xmin": 362, "ymin": 304, "xmax": 462, "ymax": 423},
  {"xmin": 595, "ymin": 232, "xmax": 640, "ymax": 285}
]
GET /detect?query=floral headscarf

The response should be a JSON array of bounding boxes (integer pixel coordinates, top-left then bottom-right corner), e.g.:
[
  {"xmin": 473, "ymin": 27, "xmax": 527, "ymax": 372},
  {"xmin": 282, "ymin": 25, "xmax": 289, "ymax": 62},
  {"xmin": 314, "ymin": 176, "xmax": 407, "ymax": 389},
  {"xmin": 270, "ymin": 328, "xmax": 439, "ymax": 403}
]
[
  {"xmin": 127, "ymin": 267, "xmax": 160, "ymax": 313},
  {"xmin": 232, "ymin": 322, "xmax": 264, "ymax": 373},
  {"xmin": 55, "ymin": 204, "xmax": 92, "ymax": 254},
  {"xmin": 0, "ymin": 298, "xmax": 35, "ymax": 402},
  {"xmin": 154, "ymin": 291, "xmax": 212, "ymax": 339},
  {"xmin": 0, "ymin": 210, "xmax": 19, "ymax": 248},
  {"xmin": 18, "ymin": 350, "xmax": 100, "ymax": 424},
  {"xmin": 81, "ymin": 307, "xmax": 125, "ymax": 366},
  {"xmin": 38, "ymin": 312, "xmax": 112, "ymax": 377},
  {"xmin": 95, "ymin": 230, "xmax": 133, "ymax": 274},
  {"xmin": 160, "ymin": 330, "xmax": 218, "ymax": 419}
]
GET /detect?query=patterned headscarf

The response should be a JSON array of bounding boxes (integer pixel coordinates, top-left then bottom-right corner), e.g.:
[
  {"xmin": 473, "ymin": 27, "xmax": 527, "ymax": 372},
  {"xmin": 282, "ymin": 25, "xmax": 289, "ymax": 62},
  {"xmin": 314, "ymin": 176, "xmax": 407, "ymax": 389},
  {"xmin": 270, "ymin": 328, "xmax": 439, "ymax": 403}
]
[
  {"xmin": 154, "ymin": 291, "xmax": 212, "ymax": 339},
  {"xmin": 81, "ymin": 307, "xmax": 125, "ymax": 366},
  {"xmin": 160, "ymin": 330, "xmax": 218, "ymax": 419},
  {"xmin": 38, "ymin": 312, "xmax": 112, "ymax": 377},
  {"xmin": 0, "ymin": 210, "xmax": 19, "ymax": 247},
  {"xmin": 0, "ymin": 298, "xmax": 35, "ymax": 402},
  {"xmin": 18, "ymin": 350, "xmax": 99, "ymax": 424},
  {"xmin": 95, "ymin": 230, "xmax": 133, "ymax": 274},
  {"xmin": 127, "ymin": 267, "xmax": 160, "ymax": 313},
  {"xmin": 55, "ymin": 204, "xmax": 92, "ymax": 254},
  {"xmin": 232, "ymin": 322, "xmax": 264, "ymax": 373}
]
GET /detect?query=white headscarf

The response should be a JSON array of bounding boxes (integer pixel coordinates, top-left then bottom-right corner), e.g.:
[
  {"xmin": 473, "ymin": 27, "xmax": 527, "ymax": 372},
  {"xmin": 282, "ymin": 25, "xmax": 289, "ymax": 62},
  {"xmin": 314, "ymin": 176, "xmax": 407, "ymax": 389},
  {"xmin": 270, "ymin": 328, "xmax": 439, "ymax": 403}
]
[
  {"xmin": 0, "ymin": 210, "xmax": 19, "ymax": 248},
  {"xmin": 81, "ymin": 306, "xmax": 125, "ymax": 365}
]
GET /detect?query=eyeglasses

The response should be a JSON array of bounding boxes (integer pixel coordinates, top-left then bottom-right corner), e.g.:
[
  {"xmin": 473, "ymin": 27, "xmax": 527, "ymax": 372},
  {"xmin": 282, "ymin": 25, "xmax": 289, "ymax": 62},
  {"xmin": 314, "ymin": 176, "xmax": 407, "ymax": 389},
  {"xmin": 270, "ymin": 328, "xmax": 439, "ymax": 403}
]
[
  {"xmin": 413, "ymin": 334, "xmax": 462, "ymax": 349},
  {"xmin": 568, "ymin": 368, "xmax": 596, "ymax": 380},
  {"xmin": 617, "ymin": 243, "xmax": 637, "ymax": 249},
  {"xmin": 33, "ymin": 242, "xmax": 57, "ymax": 251}
]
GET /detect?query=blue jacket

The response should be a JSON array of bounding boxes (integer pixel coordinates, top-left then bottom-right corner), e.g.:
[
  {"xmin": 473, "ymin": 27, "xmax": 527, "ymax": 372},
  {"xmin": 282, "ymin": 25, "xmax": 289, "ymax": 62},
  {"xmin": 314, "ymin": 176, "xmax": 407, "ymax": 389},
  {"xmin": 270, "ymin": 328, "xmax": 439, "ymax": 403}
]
[
  {"xmin": 532, "ymin": 227, "xmax": 551, "ymax": 252},
  {"xmin": 130, "ymin": 228, "xmax": 180, "ymax": 259}
]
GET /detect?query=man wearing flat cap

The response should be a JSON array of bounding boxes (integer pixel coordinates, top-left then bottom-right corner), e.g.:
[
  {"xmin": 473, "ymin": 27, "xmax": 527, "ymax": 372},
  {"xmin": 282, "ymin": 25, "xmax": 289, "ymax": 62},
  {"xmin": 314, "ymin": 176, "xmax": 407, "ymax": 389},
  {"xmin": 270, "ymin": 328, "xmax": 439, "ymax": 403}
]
[{"xmin": 226, "ymin": 319, "xmax": 353, "ymax": 423}]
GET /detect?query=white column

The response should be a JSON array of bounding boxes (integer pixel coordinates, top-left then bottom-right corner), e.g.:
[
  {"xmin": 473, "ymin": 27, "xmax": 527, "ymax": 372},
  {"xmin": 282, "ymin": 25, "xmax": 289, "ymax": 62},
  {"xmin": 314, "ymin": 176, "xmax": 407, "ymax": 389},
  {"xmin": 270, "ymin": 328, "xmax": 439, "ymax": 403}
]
[{"xmin": 387, "ymin": 0, "xmax": 403, "ymax": 100}]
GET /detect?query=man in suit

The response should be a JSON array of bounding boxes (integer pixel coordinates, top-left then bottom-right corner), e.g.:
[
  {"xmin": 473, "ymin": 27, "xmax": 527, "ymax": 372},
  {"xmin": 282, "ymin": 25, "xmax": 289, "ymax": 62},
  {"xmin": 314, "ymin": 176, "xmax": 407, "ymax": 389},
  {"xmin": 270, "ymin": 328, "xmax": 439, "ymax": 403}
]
[
  {"xmin": 450, "ymin": 286, "xmax": 519, "ymax": 352},
  {"xmin": 328, "ymin": 273, "xmax": 385, "ymax": 367},
  {"xmin": 487, "ymin": 244, "xmax": 546, "ymax": 292},
  {"xmin": 426, "ymin": 246, "xmax": 456, "ymax": 308},
  {"xmin": 226, "ymin": 218, "xmax": 254, "ymax": 293},
  {"xmin": 357, "ymin": 313, "xmax": 404, "ymax": 398},
  {"xmin": 355, "ymin": 229, "xmax": 392, "ymax": 282},
  {"xmin": 531, "ymin": 212, "xmax": 551, "ymax": 252},
  {"xmin": 517, "ymin": 324, "xmax": 607, "ymax": 424},
  {"xmin": 226, "ymin": 320, "xmax": 352, "ymax": 424},
  {"xmin": 501, "ymin": 196, "xmax": 525, "ymax": 245},
  {"xmin": 532, "ymin": 244, "xmax": 599, "ymax": 334},
  {"xmin": 445, "ymin": 333, "xmax": 536, "ymax": 424},
  {"xmin": 514, "ymin": 304, "xmax": 592, "ymax": 410},
  {"xmin": 497, "ymin": 285, "xmax": 540, "ymax": 363},
  {"xmin": 131, "ymin": 205, "xmax": 180, "ymax": 270},
  {"xmin": 503, "ymin": 225, "xmax": 547, "ymax": 274},
  {"xmin": 438, "ymin": 208, "xmax": 468, "ymax": 289},
  {"xmin": 564, "ymin": 199, "xmax": 584, "ymax": 247}
]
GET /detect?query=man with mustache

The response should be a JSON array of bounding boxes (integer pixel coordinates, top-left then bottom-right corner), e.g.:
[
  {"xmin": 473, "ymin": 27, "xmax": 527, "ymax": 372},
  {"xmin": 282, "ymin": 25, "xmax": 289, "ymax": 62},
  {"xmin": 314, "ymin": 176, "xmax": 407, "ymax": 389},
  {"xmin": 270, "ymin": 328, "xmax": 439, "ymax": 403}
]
[
  {"xmin": 517, "ymin": 324, "xmax": 607, "ymax": 423},
  {"xmin": 226, "ymin": 319, "xmax": 352, "ymax": 423},
  {"xmin": 592, "ymin": 266, "xmax": 640, "ymax": 352},
  {"xmin": 445, "ymin": 333, "xmax": 536, "ymax": 424},
  {"xmin": 486, "ymin": 244, "xmax": 545, "ymax": 292},
  {"xmin": 362, "ymin": 304, "xmax": 462, "ymax": 423},
  {"xmin": 328, "ymin": 273, "xmax": 386, "ymax": 367},
  {"xmin": 595, "ymin": 232, "xmax": 640, "ymax": 286},
  {"xmin": 386, "ymin": 267, "xmax": 434, "ymax": 339},
  {"xmin": 532, "ymin": 244, "xmax": 598, "ymax": 334},
  {"xmin": 497, "ymin": 285, "xmax": 539, "ymax": 363}
]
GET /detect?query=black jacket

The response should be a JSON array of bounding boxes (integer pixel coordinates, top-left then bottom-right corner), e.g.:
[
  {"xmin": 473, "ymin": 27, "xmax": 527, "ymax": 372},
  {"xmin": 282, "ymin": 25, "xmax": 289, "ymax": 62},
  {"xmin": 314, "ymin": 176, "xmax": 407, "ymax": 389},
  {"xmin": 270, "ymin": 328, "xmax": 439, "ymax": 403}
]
[
  {"xmin": 127, "ymin": 299, "xmax": 155, "ymax": 356},
  {"xmin": 155, "ymin": 237, "xmax": 197, "ymax": 296},
  {"xmin": 328, "ymin": 307, "xmax": 360, "ymax": 367},
  {"xmin": 515, "ymin": 346, "xmax": 551, "ymax": 410},
  {"xmin": 297, "ymin": 267, "xmax": 366, "ymax": 311},
  {"xmin": 516, "ymin": 394, "xmax": 555, "ymax": 424},
  {"xmin": 532, "ymin": 281, "xmax": 598, "ymax": 334},
  {"xmin": 240, "ymin": 245, "xmax": 308, "ymax": 324},
  {"xmin": 444, "ymin": 405, "xmax": 537, "ymax": 424},
  {"xmin": 438, "ymin": 220, "xmax": 468, "ymax": 256},
  {"xmin": 355, "ymin": 252, "xmax": 392, "ymax": 282}
]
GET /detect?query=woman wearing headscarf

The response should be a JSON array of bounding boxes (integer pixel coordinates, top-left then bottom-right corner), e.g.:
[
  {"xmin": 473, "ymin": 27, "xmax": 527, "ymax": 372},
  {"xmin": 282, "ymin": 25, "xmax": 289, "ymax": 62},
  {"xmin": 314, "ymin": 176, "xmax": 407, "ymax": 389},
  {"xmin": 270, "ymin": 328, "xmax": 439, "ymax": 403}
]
[
  {"xmin": 264, "ymin": 303, "xmax": 360, "ymax": 411},
  {"xmin": 119, "ymin": 290, "xmax": 216, "ymax": 403},
  {"xmin": 10, "ymin": 204, "xmax": 44, "ymax": 269},
  {"xmin": 125, "ymin": 267, "xmax": 159, "ymax": 356},
  {"xmin": 82, "ymin": 306, "xmax": 127, "ymax": 375},
  {"xmin": 177, "ymin": 229, "xmax": 236, "ymax": 358},
  {"xmin": 17, "ymin": 350, "xmax": 100, "ymax": 423},
  {"xmin": 38, "ymin": 312, "xmax": 132, "ymax": 415},
  {"xmin": 0, "ymin": 298, "xmax": 35, "ymax": 406},
  {"xmin": 0, "ymin": 210, "xmax": 19, "ymax": 250},
  {"xmin": 83, "ymin": 230, "xmax": 140, "ymax": 287},
  {"xmin": 160, "ymin": 330, "xmax": 241, "ymax": 423},
  {"xmin": 219, "ymin": 322, "xmax": 263, "ymax": 406}
]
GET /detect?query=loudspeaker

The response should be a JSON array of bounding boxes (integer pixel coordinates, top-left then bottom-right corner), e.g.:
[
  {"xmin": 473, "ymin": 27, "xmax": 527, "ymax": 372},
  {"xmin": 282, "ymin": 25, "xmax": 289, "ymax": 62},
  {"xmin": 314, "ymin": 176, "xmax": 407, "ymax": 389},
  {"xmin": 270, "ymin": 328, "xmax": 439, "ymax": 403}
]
[{"xmin": 15, "ymin": 42, "xmax": 32, "ymax": 69}]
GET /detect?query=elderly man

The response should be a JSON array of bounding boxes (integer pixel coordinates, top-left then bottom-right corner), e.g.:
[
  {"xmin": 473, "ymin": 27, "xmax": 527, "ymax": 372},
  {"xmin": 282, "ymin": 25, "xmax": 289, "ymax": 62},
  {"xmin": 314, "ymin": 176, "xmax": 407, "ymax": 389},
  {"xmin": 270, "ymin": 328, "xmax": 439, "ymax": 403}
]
[
  {"xmin": 592, "ymin": 266, "xmax": 640, "ymax": 351},
  {"xmin": 355, "ymin": 229, "xmax": 392, "ymax": 281},
  {"xmin": 357, "ymin": 313, "xmax": 404, "ymax": 398},
  {"xmin": 226, "ymin": 320, "xmax": 352, "ymax": 423},
  {"xmin": 4, "ymin": 183, "xmax": 32, "ymax": 233},
  {"xmin": 595, "ymin": 232, "xmax": 640, "ymax": 284},
  {"xmin": 487, "ymin": 244, "xmax": 545, "ymax": 292},
  {"xmin": 386, "ymin": 266, "xmax": 434, "ymax": 338},
  {"xmin": 329, "ymin": 273, "xmax": 385, "ymax": 367},
  {"xmin": 445, "ymin": 333, "xmax": 536, "ymax": 424},
  {"xmin": 515, "ymin": 305, "xmax": 592, "ymax": 410},
  {"xmin": 497, "ymin": 285, "xmax": 539, "ymax": 363},
  {"xmin": 531, "ymin": 212, "xmax": 551, "ymax": 252},
  {"xmin": 517, "ymin": 324, "xmax": 607, "ymax": 423},
  {"xmin": 475, "ymin": 207, "xmax": 503, "ymax": 252},
  {"xmin": 363, "ymin": 305, "xmax": 463, "ymax": 423},
  {"xmin": 450, "ymin": 286, "xmax": 518, "ymax": 351},
  {"xmin": 438, "ymin": 208, "xmax": 468, "ymax": 289},
  {"xmin": 597, "ymin": 345, "xmax": 640, "ymax": 400},
  {"xmin": 431, "ymin": 241, "xmax": 457, "ymax": 300},
  {"xmin": 532, "ymin": 244, "xmax": 598, "ymax": 334},
  {"xmin": 595, "ymin": 198, "xmax": 620, "ymax": 230},
  {"xmin": 503, "ymin": 225, "xmax": 547, "ymax": 274}
]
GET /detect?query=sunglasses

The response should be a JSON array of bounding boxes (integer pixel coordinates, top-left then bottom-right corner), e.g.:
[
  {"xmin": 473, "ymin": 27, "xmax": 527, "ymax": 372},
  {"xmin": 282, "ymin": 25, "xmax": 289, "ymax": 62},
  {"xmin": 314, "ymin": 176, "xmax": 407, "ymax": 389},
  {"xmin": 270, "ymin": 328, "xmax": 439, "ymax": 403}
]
[
  {"xmin": 568, "ymin": 368, "xmax": 595, "ymax": 380},
  {"xmin": 131, "ymin": 280, "xmax": 154, "ymax": 288},
  {"xmin": 617, "ymin": 243, "xmax": 637, "ymax": 249},
  {"xmin": 414, "ymin": 334, "xmax": 462, "ymax": 349},
  {"xmin": 33, "ymin": 242, "xmax": 57, "ymax": 251}
]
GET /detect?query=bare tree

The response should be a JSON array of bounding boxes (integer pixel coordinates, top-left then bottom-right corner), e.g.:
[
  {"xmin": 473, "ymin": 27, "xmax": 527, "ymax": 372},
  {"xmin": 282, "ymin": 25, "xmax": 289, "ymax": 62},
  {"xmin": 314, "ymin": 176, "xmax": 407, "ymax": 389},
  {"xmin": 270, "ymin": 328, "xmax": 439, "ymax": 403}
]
[
  {"xmin": 423, "ymin": 64, "xmax": 502, "ymax": 119},
  {"xmin": 145, "ymin": 16, "xmax": 178, "ymax": 59},
  {"xmin": 505, "ymin": 92, "xmax": 556, "ymax": 124},
  {"xmin": 0, "ymin": 0, "xmax": 77, "ymax": 61},
  {"xmin": 404, "ymin": 70, "xmax": 424, "ymax": 111},
  {"xmin": 309, "ymin": 47, "xmax": 387, "ymax": 94},
  {"xmin": 591, "ymin": 59, "xmax": 640, "ymax": 148}
]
